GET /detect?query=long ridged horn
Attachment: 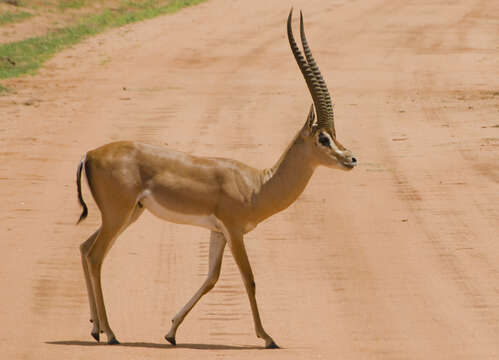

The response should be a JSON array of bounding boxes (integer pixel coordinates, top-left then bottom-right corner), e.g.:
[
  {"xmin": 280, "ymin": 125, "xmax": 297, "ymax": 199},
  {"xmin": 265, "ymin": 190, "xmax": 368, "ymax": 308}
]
[
  {"xmin": 299, "ymin": 11, "xmax": 335, "ymax": 135},
  {"xmin": 287, "ymin": 9, "xmax": 329, "ymax": 130}
]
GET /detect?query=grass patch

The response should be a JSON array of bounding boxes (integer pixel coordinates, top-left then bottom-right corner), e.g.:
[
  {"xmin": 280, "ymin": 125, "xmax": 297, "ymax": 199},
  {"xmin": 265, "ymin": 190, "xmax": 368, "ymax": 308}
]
[
  {"xmin": 57, "ymin": 0, "xmax": 87, "ymax": 11},
  {"xmin": 0, "ymin": 83, "xmax": 9, "ymax": 94},
  {"xmin": 0, "ymin": 0, "xmax": 206, "ymax": 79},
  {"xmin": 0, "ymin": 10, "xmax": 32, "ymax": 25},
  {"xmin": 0, "ymin": 0, "xmax": 26, "ymax": 6}
]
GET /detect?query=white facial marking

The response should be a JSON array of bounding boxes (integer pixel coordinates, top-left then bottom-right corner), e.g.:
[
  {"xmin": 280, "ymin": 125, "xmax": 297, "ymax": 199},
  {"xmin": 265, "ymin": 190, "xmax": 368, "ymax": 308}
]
[{"xmin": 319, "ymin": 132, "xmax": 343, "ymax": 156}]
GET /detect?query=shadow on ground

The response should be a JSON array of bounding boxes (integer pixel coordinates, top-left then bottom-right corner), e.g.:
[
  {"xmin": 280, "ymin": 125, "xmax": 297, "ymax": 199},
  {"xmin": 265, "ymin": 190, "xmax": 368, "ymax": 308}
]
[{"xmin": 46, "ymin": 340, "xmax": 264, "ymax": 350}]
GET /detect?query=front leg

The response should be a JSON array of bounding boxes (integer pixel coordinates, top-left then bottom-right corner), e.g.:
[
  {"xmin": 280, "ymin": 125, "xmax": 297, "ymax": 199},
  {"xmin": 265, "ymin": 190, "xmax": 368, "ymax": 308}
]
[
  {"xmin": 225, "ymin": 228, "xmax": 279, "ymax": 349},
  {"xmin": 166, "ymin": 231, "xmax": 226, "ymax": 345}
]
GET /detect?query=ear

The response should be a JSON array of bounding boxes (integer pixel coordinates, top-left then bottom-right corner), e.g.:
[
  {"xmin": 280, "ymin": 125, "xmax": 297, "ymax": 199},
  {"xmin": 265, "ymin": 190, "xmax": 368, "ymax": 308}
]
[{"xmin": 301, "ymin": 103, "xmax": 316, "ymax": 134}]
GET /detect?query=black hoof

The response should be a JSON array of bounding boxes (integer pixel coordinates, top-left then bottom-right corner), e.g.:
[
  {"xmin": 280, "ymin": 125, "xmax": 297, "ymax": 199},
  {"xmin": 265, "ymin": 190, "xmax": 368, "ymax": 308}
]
[
  {"xmin": 108, "ymin": 337, "xmax": 120, "ymax": 345},
  {"xmin": 265, "ymin": 340, "xmax": 280, "ymax": 349},
  {"xmin": 91, "ymin": 332, "xmax": 100, "ymax": 342},
  {"xmin": 165, "ymin": 335, "xmax": 176, "ymax": 346}
]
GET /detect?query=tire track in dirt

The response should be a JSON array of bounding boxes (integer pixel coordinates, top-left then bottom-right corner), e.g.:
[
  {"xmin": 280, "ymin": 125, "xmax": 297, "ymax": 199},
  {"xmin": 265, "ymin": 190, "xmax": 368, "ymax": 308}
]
[{"xmin": 407, "ymin": 0, "xmax": 499, "ymax": 338}]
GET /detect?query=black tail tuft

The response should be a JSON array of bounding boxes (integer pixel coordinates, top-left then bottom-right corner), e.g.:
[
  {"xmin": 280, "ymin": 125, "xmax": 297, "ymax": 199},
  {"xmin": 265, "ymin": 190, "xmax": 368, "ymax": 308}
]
[{"xmin": 76, "ymin": 158, "xmax": 88, "ymax": 224}]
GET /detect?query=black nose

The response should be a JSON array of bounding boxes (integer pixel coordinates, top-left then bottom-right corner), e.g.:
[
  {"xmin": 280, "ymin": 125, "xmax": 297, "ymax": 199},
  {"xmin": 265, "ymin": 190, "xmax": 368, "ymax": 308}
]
[{"xmin": 351, "ymin": 157, "xmax": 357, "ymax": 163}]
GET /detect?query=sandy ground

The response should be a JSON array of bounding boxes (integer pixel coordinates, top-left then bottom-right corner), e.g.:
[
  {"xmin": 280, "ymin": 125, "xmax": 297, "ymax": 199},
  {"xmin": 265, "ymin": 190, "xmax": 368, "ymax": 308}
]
[{"xmin": 1, "ymin": 0, "xmax": 498, "ymax": 359}]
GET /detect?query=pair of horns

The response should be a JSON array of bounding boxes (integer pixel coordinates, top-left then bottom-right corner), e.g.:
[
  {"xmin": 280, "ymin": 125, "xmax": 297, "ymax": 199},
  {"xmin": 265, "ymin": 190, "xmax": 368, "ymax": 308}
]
[{"xmin": 287, "ymin": 9, "xmax": 335, "ymax": 134}]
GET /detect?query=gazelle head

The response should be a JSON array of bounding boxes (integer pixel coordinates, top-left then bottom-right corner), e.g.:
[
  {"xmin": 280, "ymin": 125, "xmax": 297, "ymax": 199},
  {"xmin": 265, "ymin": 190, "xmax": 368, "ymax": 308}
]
[{"xmin": 288, "ymin": 9, "xmax": 357, "ymax": 171}]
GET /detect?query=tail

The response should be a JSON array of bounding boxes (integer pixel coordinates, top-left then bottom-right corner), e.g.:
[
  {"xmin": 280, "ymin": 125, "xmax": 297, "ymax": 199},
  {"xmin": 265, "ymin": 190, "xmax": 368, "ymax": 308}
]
[{"xmin": 76, "ymin": 155, "xmax": 88, "ymax": 224}]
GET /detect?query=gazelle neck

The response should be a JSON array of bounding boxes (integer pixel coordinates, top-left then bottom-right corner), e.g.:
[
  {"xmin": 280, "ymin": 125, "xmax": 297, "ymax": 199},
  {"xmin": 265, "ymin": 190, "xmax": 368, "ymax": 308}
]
[{"xmin": 255, "ymin": 131, "xmax": 317, "ymax": 222}]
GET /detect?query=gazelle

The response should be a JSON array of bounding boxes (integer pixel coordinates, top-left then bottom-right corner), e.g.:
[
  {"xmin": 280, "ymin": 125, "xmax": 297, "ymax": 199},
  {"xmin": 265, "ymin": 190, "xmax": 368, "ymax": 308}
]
[{"xmin": 76, "ymin": 9, "xmax": 356, "ymax": 349}]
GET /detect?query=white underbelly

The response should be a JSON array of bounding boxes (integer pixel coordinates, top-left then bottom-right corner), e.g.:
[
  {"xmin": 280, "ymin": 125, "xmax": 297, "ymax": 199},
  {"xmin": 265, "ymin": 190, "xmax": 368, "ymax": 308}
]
[{"xmin": 140, "ymin": 191, "xmax": 220, "ymax": 232}]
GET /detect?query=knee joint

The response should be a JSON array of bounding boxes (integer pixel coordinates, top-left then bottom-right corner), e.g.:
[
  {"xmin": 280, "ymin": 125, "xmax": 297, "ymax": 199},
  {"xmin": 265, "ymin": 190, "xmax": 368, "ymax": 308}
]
[
  {"xmin": 204, "ymin": 277, "xmax": 218, "ymax": 291},
  {"xmin": 86, "ymin": 254, "xmax": 102, "ymax": 272},
  {"xmin": 249, "ymin": 280, "xmax": 256, "ymax": 293},
  {"xmin": 80, "ymin": 241, "xmax": 90, "ymax": 254}
]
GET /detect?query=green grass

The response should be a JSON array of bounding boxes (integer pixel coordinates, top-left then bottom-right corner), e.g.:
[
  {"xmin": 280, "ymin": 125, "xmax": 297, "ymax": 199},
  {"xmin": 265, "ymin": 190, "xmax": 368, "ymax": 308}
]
[
  {"xmin": 0, "ymin": 83, "xmax": 9, "ymax": 94},
  {"xmin": 0, "ymin": 10, "xmax": 32, "ymax": 25},
  {"xmin": 57, "ymin": 0, "xmax": 87, "ymax": 11},
  {"xmin": 0, "ymin": 0, "xmax": 206, "ymax": 79}
]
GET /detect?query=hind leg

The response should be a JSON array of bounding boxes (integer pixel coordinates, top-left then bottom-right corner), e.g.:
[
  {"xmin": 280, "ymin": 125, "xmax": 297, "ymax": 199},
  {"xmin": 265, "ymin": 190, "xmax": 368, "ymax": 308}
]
[
  {"xmin": 85, "ymin": 224, "xmax": 123, "ymax": 344},
  {"xmin": 80, "ymin": 229, "xmax": 101, "ymax": 341},
  {"xmin": 84, "ymin": 204, "xmax": 144, "ymax": 344},
  {"xmin": 80, "ymin": 205, "xmax": 144, "ymax": 343}
]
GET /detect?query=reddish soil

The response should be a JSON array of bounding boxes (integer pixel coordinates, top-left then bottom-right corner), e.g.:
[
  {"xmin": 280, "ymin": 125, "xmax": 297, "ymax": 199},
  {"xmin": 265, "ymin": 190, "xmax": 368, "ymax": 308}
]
[{"xmin": 0, "ymin": 0, "xmax": 498, "ymax": 359}]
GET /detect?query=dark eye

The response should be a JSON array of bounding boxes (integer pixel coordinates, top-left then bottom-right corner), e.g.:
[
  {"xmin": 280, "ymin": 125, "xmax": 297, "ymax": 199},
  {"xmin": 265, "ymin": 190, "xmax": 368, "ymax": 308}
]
[{"xmin": 318, "ymin": 134, "xmax": 330, "ymax": 147}]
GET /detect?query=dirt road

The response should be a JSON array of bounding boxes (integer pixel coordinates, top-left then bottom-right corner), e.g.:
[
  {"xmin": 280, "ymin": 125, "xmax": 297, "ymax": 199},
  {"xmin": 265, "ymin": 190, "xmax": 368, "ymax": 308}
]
[{"xmin": 1, "ymin": 0, "xmax": 498, "ymax": 359}]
